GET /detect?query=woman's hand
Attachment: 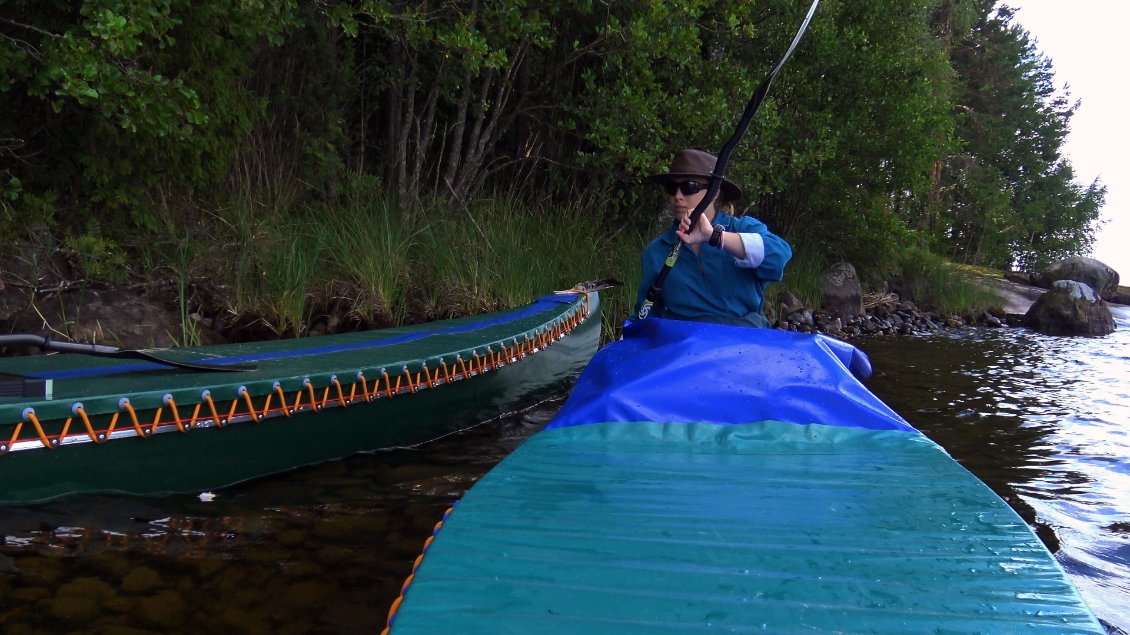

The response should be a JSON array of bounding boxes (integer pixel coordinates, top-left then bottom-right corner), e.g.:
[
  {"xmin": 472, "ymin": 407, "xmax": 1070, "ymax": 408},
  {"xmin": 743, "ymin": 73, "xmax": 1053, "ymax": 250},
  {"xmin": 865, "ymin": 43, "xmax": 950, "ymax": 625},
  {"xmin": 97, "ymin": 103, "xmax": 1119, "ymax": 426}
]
[{"xmin": 676, "ymin": 211, "xmax": 713, "ymax": 245}]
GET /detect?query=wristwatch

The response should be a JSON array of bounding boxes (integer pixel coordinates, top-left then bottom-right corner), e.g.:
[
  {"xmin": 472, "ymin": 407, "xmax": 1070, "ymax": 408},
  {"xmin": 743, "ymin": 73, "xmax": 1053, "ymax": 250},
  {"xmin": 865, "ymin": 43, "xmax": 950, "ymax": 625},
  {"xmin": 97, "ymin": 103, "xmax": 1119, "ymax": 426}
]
[{"xmin": 709, "ymin": 224, "xmax": 725, "ymax": 248}]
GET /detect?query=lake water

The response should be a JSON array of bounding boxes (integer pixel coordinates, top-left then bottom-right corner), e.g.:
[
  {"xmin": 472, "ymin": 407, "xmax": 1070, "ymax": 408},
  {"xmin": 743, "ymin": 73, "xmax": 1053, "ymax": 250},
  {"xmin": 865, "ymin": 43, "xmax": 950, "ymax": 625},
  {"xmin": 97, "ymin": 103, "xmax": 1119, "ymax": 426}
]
[
  {"xmin": 1, "ymin": 308, "xmax": 1128, "ymax": 633},
  {"xmin": 857, "ymin": 304, "xmax": 1130, "ymax": 634}
]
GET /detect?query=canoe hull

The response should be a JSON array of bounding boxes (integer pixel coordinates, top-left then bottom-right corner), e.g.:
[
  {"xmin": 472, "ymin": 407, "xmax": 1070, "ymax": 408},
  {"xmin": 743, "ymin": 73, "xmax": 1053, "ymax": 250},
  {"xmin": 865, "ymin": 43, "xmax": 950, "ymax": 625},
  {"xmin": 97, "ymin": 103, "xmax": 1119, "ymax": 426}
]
[{"xmin": 0, "ymin": 292, "xmax": 600, "ymax": 503}]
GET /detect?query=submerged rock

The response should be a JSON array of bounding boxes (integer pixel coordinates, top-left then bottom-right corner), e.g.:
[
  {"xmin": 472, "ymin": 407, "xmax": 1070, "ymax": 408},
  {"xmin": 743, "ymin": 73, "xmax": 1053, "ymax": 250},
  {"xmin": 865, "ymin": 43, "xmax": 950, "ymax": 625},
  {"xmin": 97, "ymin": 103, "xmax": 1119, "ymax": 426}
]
[
  {"xmin": 48, "ymin": 595, "xmax": 101, "ymax": 626},
  {"xmin": 1024, "ymin": 280, "xmax": 1116, "ymax": 336},
  {"xmin": 135, "ymin": 590, "xmax": 188, "ymax": 631},
  {"xmin": 120, "ymin": 566, "xmax": 163, "ymax": 595}
]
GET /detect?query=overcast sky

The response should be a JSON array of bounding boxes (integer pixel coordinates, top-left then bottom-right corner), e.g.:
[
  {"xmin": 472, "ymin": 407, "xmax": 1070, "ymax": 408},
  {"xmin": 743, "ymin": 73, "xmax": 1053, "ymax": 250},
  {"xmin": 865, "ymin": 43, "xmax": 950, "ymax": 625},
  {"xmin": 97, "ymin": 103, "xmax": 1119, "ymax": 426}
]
[{"xmin": 1006, "ymin": 1, "xmax": 1129, "ymax": 276}]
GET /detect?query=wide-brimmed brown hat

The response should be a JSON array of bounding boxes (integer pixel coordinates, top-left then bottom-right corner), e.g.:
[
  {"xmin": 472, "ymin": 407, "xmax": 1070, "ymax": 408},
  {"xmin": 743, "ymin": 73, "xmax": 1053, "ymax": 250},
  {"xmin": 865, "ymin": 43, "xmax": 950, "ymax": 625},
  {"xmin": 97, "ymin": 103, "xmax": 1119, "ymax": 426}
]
[{"xmin": 648, "ymin": 148, "xmax": 742, "ymax": 201}]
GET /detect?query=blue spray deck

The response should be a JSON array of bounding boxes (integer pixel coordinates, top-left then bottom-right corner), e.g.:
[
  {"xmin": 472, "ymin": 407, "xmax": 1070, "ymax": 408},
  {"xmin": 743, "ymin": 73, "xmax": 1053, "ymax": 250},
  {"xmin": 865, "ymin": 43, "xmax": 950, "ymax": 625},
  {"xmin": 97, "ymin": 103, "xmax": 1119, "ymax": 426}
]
[{"xmin": 387, "ymin": 318, "xmax": 1103, "ymax": 634}]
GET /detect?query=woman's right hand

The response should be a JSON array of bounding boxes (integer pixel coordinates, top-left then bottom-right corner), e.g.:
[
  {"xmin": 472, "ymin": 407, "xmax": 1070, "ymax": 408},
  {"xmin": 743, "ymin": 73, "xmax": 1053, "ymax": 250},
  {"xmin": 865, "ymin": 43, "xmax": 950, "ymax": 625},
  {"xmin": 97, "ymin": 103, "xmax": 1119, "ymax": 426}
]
[{"xmin": 676, "ymin": 211, "xmax": 713, "ymax": 245}]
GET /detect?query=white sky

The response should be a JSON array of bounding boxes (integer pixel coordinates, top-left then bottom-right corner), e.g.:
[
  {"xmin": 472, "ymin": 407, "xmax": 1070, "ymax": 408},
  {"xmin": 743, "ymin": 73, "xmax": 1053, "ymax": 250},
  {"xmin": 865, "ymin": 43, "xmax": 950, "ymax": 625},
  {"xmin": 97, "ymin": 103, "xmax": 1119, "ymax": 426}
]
[{"xmin": 1006, "ymin": 1, "xmax": 1130, "ymax": 277}]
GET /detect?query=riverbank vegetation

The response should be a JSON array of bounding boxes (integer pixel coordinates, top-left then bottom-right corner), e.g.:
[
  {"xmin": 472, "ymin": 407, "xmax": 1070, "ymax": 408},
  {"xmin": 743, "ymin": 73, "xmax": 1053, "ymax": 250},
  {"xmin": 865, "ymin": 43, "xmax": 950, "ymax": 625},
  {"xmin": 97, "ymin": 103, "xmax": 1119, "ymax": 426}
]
[{"xmin": 0, "ymin": 0, "xmax": 1105, "ymax": 341}]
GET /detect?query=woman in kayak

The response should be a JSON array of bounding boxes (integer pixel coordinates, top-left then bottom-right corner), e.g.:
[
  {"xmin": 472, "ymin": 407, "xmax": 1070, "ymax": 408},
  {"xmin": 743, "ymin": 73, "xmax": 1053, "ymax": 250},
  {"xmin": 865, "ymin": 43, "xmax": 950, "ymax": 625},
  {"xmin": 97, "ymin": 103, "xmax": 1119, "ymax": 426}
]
[{"xmin": 633, "ymin": 148, "xmax": 792, "ymax": 328}]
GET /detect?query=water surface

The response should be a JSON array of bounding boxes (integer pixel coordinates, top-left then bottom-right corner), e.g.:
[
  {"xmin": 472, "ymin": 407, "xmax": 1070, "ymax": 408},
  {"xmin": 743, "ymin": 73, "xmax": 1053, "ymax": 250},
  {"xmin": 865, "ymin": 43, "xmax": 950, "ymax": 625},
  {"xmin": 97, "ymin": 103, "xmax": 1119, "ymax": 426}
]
[
  {"xmin": 856, "ymin": 305, "xmax": 1130, "ymax": 633},
  {"xmin": 2, "ymin": 309, "xmax": 1128, "ymax": 633}
]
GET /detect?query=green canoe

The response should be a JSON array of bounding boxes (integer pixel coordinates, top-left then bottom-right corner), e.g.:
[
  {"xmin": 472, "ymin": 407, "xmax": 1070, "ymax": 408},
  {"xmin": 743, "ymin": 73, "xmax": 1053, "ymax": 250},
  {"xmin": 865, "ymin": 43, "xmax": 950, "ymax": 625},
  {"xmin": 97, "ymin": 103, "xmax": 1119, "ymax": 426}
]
[{"xmin": 0, "ymin": 289, "xmax": 600, "ymax": 504}]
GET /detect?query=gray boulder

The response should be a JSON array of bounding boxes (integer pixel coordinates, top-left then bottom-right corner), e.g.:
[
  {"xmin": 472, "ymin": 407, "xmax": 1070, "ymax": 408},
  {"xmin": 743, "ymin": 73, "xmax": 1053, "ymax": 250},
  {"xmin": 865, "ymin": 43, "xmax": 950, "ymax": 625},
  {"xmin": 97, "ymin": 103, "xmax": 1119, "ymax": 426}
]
[
  {"xmin": 821, "ymin": 262, "xmax": 863, "ymax": 317},
  {"xmin": 1023, "ymin": 280, "xmax": 1116, "ymax": 336},
  {"xmin": 778, "ymin": 290, "xmax": 806, "ymax": 316},
  {"xmin": 1035, "ymin": 256, "xmax": 1120, "ymax": 300}
]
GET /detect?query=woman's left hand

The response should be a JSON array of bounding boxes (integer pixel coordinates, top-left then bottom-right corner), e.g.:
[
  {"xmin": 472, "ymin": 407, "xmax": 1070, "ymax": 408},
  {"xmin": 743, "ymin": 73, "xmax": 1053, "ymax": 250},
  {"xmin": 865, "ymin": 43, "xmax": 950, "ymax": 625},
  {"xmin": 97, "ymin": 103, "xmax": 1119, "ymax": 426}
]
[{"xmin": 676, "ymin": 212, "xmax": 713, "ymax": 245}]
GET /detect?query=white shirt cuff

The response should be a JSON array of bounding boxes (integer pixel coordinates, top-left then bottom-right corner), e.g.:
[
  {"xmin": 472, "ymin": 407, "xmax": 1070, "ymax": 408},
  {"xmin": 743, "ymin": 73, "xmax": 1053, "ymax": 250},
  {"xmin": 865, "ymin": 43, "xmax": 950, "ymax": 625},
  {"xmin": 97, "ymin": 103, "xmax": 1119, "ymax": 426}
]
[{"xmin": 733, "ymin": 232, "xmax": 765, "ymax": 268}]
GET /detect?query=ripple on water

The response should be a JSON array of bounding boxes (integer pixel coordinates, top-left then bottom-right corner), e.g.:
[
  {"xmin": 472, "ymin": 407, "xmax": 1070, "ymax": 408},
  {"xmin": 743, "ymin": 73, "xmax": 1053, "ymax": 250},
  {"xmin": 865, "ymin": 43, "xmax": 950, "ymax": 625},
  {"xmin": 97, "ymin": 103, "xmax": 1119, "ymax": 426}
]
[
  {"xmin": 858, "ymin": 312, "xmax": 1130, "ymax": 632},
  {"xmin": 3, "ymin": 317, "xmax": 1129, "ymax": 633}
]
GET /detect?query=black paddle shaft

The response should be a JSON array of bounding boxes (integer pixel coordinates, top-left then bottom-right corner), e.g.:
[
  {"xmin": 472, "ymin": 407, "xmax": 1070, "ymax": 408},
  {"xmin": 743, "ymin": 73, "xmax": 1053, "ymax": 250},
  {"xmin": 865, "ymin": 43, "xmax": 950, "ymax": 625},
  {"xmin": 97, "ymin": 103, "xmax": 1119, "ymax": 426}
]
[
  {"xmin": 0, "ymin": 334, "xmax": 256, "ymax": 373},
  {"xmin": 639, "ymin": 0, "xmax": 821, "ymax": 319}
]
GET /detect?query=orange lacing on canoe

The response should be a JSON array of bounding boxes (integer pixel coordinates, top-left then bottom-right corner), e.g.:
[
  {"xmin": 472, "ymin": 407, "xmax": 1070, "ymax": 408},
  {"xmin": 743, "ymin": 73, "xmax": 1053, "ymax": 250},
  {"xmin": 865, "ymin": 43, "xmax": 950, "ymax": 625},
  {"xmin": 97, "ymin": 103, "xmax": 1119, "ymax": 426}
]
[
  {"xmin": 382, "ymin": 503, "xmax": 457, "ymax": 635},
  {"xmin": 147, "ymin": 406, "xmax": 165, "ymax": 436},
  {"xmin": 356, "ymin": 371, "xmax": 370, "ymax": 402},
  {"xmin": 203, "ymin": 391, "xmax": 224, "ymax": 427},
  {"xmin": 304, "ymin": 378, "xmax": 319, "ymax": 412},
  {"xmin": 14, "ymin": 408, "xmax": 55, "ymax": 449},
  {"xmin": 271, "ymin": 382, "xmax": 289, "ymax": 417},
  {"xmin": 331, "ymin": 376, "xmax": 348, "ymax": 408},
  {"xmin": 1, "ymin": 295, "xmax": 591, "ymax": 454},
  {"xmin": 164, "ymin": 394, "xmax": 186, "ymax": 433},
  {"xmin": 74, "ymin": 404, "xmax": 103, "ymax": 444},
  {"xmin": 121, "ymin": 398, "xmax": 145, "ymax": 437}
]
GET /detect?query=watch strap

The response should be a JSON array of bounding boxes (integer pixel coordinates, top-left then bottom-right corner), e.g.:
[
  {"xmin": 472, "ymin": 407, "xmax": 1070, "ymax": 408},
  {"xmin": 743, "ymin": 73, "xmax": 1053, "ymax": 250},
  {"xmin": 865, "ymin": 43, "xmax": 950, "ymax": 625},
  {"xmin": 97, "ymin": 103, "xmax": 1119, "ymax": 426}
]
[{"xmin": 709, "ymin": 224, "xmax": 725, "ymax": 248}]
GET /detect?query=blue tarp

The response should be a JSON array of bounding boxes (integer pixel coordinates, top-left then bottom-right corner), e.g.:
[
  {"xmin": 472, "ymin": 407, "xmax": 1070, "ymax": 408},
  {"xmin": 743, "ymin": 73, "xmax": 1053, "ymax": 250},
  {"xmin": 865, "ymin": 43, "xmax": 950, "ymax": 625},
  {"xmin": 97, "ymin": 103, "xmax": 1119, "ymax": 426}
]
[{"xmin": 549, "ymin": 318, "xmax": 910, "ymax": 432}]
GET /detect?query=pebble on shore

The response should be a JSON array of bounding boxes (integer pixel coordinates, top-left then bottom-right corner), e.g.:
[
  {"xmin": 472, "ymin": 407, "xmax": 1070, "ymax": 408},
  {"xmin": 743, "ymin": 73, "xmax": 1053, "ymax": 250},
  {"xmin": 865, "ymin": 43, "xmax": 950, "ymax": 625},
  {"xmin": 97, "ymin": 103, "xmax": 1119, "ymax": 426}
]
[{"xmin": 774, "ymin": 292, "xmax": 1013, "ymax": 338}]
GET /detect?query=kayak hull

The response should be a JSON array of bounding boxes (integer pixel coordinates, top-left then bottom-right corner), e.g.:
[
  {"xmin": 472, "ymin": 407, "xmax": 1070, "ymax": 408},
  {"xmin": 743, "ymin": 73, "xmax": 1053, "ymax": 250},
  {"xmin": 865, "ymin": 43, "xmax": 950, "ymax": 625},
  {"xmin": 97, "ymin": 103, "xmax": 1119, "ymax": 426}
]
[{"xmin": 387, "ymin": 318, "xmax": 1103, "ymax": 634}]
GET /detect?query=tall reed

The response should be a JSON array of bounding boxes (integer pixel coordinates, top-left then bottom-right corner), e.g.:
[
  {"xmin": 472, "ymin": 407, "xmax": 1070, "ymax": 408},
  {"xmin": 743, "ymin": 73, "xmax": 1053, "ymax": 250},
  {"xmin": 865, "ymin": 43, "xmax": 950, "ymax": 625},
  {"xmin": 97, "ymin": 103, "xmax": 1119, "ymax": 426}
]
[
  {"xmin": 317, "ymin": 180, "xmax": 421, "ymax": 325},
  {"xmin": 766, "ymin": 236, "xmax": 827, "ymax": 321},
  {"xmin": 180, "ymin": 178, "xmax": 1004, "ymax": 344},
  {"xmin": 893, "ymin": 246, "xmax": 1001, "ymax": 311},
  {"xmin": 258, "ymin": 227, "xmax": 324, "ymax": 336}
]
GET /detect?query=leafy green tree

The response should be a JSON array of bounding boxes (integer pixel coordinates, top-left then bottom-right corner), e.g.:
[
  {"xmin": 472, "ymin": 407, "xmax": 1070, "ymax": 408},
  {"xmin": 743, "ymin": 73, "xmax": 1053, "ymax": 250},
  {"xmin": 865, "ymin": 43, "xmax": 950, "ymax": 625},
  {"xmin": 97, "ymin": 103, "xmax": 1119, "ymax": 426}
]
[
  {"xmin": 1, "ymin": 0, "xmax": 1107, "ymax": 297},
  {"xmin": 733, "ymin": 0, "xmax": 955, "ymax": 274},
  {"xmin": 0, "ymin": 0, "xmax": 300, "ymax": 232},
  {"xmin": 933, "ymin": 2, "xmax": 1104, "ymax": 270}
]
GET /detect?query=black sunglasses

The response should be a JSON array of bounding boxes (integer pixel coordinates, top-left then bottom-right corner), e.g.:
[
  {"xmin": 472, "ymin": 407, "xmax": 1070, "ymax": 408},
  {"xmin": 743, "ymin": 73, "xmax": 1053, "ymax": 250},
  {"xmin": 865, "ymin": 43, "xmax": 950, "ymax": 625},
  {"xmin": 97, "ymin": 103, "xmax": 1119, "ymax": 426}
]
[{"xmin": 662, "ymin": 180, "xmax": 709, "ymax": 196}]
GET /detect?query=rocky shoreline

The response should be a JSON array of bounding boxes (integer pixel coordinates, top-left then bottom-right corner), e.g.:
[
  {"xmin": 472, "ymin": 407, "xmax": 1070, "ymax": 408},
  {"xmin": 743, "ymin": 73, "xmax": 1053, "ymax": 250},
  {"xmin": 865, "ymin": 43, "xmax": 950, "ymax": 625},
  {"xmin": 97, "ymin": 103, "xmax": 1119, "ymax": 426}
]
[
  {"xmin": 0, "ymin": 278, "xmax": 1022, "ymax": 352},
  {"xmin": 777, "ymin": 258, "xmax": 1125, "ymax": 339},
  {"xmin": 774, "ymin": 286, "xmax": 1022, "ymax": 338},
  {"xmin": 776, "ymin": 300, "xmax": 1012, "ymax": 337}
]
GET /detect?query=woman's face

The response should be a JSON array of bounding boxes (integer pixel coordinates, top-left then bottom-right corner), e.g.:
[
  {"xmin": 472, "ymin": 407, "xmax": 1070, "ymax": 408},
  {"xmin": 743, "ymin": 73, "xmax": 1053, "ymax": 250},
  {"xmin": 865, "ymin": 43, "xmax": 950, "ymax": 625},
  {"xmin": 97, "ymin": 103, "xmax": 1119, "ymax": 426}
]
[{"xmin": 664, "ymin": 179, "xmax": 714, "ymax": 219}]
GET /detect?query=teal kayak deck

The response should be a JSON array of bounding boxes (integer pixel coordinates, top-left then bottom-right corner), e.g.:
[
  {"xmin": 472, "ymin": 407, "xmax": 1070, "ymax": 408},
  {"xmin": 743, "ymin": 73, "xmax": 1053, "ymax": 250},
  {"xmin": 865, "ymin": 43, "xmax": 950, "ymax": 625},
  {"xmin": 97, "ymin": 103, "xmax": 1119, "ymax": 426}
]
[
  {"xmin": 392, "ymin": 421, "xmax": 1098, "ymax": 633},
  {"xmin": 387, "ymin": 318, "xmax": 1102, "ymax": 633}
]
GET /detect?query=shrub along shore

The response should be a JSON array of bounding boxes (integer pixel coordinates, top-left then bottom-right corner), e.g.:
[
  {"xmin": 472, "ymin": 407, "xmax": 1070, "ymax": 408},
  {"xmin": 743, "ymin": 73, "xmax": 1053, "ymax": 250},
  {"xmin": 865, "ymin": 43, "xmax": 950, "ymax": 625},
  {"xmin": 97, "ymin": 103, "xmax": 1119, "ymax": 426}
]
[{"xmin": 0, "ymin": 185, "xmax": 1016, "ymax": 350}]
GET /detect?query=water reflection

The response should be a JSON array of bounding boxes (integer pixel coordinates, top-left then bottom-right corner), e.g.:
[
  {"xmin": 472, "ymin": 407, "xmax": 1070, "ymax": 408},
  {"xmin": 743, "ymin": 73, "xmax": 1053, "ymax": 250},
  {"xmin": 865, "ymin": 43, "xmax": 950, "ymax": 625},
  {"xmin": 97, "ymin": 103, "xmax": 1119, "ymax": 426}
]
[
  {"xmin": 0, "ymin": 406, "xmax": 555, "ymax": 634},
  {"xmin": 857, "ymin": 305, "xmax": 1130, "ymax": 632},
  {"xmin": 2, "ymin": 313, "xmax": 1128, "ymax": 633}
]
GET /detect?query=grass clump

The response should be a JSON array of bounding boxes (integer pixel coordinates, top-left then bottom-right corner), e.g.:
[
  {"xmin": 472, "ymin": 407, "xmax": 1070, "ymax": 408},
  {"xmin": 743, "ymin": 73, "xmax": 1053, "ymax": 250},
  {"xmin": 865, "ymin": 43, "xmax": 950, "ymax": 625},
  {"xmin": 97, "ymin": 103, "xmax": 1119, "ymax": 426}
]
[
  {"xmin": 26, "ymin": 174, "xmax": 1012, "ymax": 345},
  {"xmin": 319, "ymin": 181, "xmax": 422, "ymax": 327},
  {"xmin": 890, "ymin": 246, "xmax": 1002, "ymax": 312},
  {"xmin": 181, "ymin": 177, "xmax": 648, "ymax": 340}
]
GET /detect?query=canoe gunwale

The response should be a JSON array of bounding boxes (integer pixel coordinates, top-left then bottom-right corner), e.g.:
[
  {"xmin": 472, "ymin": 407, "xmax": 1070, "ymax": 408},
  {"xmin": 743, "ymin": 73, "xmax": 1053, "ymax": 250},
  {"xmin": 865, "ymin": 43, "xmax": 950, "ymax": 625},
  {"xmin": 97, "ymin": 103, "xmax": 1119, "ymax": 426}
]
[{"xmin": 1, "ymin": 292, "xmax": 592, "ymax": 457}]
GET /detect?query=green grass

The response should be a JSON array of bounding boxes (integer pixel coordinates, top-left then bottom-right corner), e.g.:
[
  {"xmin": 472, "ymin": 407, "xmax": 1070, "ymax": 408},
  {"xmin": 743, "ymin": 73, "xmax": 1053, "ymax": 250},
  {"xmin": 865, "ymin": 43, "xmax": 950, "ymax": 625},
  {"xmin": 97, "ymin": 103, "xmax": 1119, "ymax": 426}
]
[
  {"xmin": 176, "ymin": 180, "xmax": 647, "ymax": 340},
  {"xmin": 318, "ymin": 183, "xmax": 421, "ymax": 326},
  {"xmin": 893, "ymin": 247, "xmax": 1002, "ymax": 312},
  {"xmin": 260, "ymin": 227, "xmax": 324, "ymax": 336},
  {"xmin": 106, "ymin": 178, "xmax": 1007, "ymax": 342},
  {"xmin": 766, "ymin": 236, "xmax": 826, "ymax": 322}
]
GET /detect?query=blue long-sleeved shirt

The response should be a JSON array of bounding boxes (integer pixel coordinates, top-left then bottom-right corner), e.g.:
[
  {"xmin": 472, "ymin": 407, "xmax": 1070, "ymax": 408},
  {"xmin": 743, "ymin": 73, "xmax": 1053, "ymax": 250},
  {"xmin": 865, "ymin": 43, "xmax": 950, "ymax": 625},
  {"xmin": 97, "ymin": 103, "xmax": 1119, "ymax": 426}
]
[{"xmin": 633, "ymin": 211, "xmax": 791, "ymax": 327}]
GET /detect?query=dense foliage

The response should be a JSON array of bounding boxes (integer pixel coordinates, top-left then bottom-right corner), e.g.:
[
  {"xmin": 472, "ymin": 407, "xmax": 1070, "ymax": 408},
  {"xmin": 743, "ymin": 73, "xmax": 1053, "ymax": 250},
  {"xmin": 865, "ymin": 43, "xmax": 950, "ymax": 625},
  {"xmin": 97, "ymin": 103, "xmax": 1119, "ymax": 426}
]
[
  {"xmin": 925, "ymin": 1, "xmax": 1105, "ymax": 271},
  {"xmin": 0, "ymin": 0, "xmax": 1105, "ymax": 290}
]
